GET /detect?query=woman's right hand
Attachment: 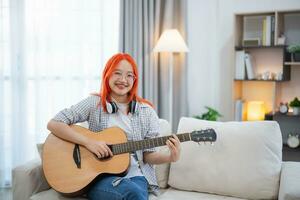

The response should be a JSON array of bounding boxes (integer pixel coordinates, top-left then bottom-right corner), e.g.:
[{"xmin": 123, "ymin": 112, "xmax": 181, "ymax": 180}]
[{"xmin": 84, "ymin": 139, "xmax": 113, "ymax": 158}]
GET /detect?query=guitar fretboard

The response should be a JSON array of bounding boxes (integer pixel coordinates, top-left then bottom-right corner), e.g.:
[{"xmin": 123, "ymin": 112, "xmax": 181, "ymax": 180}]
[{"xmin": 111, "ymin": 133, "xmax": 191, "ymax": 155}]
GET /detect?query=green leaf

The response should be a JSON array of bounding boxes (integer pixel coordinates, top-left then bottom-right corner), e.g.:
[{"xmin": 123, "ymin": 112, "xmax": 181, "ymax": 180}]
[{"xmin": 193, "ymin": 106, "xmax": 222, "ymax": 121}]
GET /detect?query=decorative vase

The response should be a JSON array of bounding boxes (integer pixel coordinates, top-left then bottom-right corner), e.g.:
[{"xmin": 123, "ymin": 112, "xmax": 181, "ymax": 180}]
[
  {"xmin": 292, "ymin": 107, "xmax": 300, "ymax": 115},
  {"xmin": 291, "ymin": 53, "xmax": 300, "ymax": 62}
]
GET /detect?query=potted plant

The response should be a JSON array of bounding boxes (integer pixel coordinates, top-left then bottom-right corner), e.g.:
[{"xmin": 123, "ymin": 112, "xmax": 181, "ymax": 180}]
[
  {"xmin": 289, "ymin": 97, "xmax": 300, "ymax": 115},
  {"xmin": 194, "ymin": 106, "xmax": 222, "ymax": 121},
  {"xmin": 287, "ymin": 44, "xmax": 300, "ymax": 62}
]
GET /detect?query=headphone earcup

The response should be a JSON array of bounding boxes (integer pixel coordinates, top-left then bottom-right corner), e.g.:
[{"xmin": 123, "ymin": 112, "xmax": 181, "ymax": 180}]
[
  {"xmin": 106, "ymin": 101, "xmax": 118, "ymax": 113},
  {"xmin": 129, "ymin": 100, "xmax": 137, "ymax": 114}
]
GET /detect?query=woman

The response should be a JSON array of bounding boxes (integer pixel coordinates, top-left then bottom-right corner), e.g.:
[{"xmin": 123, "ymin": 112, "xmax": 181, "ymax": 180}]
[{"xmin": 47, "ymin": 53, "xmax": 181, "ymax": 200}]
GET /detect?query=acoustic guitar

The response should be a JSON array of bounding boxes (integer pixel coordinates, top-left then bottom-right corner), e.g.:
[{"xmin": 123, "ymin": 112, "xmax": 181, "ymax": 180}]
[{"xmin": 42, "ymin": 125, "xmax": 217, "ymax": 196}]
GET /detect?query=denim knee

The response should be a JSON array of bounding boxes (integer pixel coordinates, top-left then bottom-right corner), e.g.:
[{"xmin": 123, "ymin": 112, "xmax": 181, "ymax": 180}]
[{"xmin": 123, "ymin": 188, "xmax": 147, "ymax": 200}]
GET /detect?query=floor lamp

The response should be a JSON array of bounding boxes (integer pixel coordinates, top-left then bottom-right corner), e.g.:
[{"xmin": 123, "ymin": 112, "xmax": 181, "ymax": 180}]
[{"xmin": 153, "ymin": 29, "xmax": 189, "ymax": 129}]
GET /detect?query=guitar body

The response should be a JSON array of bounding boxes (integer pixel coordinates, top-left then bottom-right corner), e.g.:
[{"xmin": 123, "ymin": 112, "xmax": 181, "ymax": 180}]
[{"xmin": 42, "ymin": 125, "xmax": 130, "ymax": 196}]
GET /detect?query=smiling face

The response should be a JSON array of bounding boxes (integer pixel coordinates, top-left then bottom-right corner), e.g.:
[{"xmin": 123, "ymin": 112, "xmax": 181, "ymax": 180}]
[{"xmin": 108, "ymin": 59, "xmax": 135, "ymax": 102}]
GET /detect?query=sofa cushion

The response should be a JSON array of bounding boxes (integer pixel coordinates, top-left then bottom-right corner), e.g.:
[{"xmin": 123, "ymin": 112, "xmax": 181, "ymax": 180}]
[
  {"xmin": 30, "ymin": 189, "xmax": 87, "ymax": 200},
  {"xmin": 30, "ymin": 188, "xmax": 163, "ymax": 200},
  {"xmin": 168, "ymin": 117, "xmax": 282, "ymax": 200},
  {"xmin": 278, "ymin": 162, "xmax": 300, "ymax": 200},
  {"xmin": 158, "ymin": 188, "xmax": 246, "ymax": 200}
]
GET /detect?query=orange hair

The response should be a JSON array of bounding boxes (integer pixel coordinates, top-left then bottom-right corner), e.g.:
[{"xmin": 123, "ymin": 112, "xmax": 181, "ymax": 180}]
[{"xmin": 96, "ymin": 53, "xmax": 153, "ymax": 112}]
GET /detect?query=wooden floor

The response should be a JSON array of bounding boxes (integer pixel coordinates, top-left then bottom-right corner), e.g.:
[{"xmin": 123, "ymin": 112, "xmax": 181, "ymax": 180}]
[{"xmin": 0, "ymin": 188, "xmax": 12, "ymax": 200}]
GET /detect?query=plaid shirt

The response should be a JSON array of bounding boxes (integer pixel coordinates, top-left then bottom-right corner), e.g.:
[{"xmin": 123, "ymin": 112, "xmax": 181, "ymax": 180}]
[{"xmin": 52, "ymin": 95, "xmax": 160, "ymax": 193}]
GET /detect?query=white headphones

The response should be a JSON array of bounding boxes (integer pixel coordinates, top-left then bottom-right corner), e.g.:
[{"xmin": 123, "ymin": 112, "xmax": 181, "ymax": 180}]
[{"xmin": 106, "ymin": 100, "xmax": 137, "ymax": 114}]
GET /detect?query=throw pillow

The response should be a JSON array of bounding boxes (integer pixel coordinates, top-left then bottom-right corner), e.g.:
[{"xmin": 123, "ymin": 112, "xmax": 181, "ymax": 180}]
[{"xmin": 168, "ymin": 117, "xmax": 282, "ymax": 200}]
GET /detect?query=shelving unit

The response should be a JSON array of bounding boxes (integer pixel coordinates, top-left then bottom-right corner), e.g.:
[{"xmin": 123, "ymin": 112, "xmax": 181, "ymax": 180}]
[
  {"xmin": 233, "ymin": 10, "xmax": 300, "ymax": 117},
  {"xmin": 233, "ymin": 10, "xmax": 300, "ymax": 161},
  {"xmin": 284, "ymin": 62, "xmax": 300, "ymax": 66}
]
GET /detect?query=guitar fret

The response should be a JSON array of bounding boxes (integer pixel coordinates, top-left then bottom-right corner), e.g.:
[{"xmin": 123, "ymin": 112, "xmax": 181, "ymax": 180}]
[
  {"xmin": 124, "ymin": 143, "xmax": 127, "ymax": 153},
  {"xmin": 123, "ymin": 143, "xmax": 127, "ymax": 153},
  {"xmin": 127, "ymin": 142, "xmax": 131, "ymax": 153},
  {"xmin": 118, "ymin": 144, "xmax": 121, "ymax": 154},
  {"xmin": 114, "ymin": 144, "xmax": 117, "ymax": 154},
  {"xmin": 137, "ymin": 140, "xmax": 140, "ymax": 151},
  {"xmin": 117, "ymin": 145, "xmax": 120, "ymax": 154},
  {"xmin": 179, "ymin": 134, "xmax": 184, "ymax": 142},
  {"xmin": 134, "ymin": 141, "xmax": 138, "ymax": 152},
  {"xmin": 151, "ymin": 139, "xmax": 154, "ymax": 148},
  {"xmin": 135, "ymin": 141, "xmax": 139, "ymax": 152},
  {"xmin": 132, "ymin": 142, "xmax": 135, "ymax": 152},
  {"xmin": 130, "ymin": 141, "xmax": 134, "ymax": 152},
  {"xmin": 113, "ymin": 144, "xmax": 118, "ymax": 154},
  {"xmin": 127, "ymin": 143, "xmax": 131, "ymax": 152},
  {"xmin": 148, "ymin": 139, "xmax": 152, "ymax": 148},
  {"xmin": 117, "ymin": 144, "xmax": 121, "ymax": 154},
  {"xmin": 127, "ymin": 143, "xmax": 130, "ymax": 153},
  {"xmin": 179, "ymin": 134, "xmax": 183, "ymax": 142},
  {"xmin": 119, "ymin": 144, "xmax": 123, "ymax": 154}
]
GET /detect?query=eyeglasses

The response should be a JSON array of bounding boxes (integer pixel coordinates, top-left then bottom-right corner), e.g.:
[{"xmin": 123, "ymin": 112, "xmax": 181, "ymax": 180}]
[{"xmin": 112, "ymin": 71, "xmax": 136, "ymax": 82}]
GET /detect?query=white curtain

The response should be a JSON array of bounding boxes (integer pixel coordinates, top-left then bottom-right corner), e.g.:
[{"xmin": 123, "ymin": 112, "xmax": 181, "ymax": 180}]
[
  {"xmin": 0, "ymin": 0, "xmax": 120, "ymax": 187},
  {"xmin": 119, "ymin": 0, "xmax": 188, "ymax": 132}
]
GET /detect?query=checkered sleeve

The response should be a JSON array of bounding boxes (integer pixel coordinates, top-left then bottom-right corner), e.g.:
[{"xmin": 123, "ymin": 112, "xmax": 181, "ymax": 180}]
[
  {"xmin": 143, "ymin": 107, "xmax": 160, "ymax": 153},
  {"xmin": 52, "ymin": 96, "xmax": 93, "ymax": 125}
]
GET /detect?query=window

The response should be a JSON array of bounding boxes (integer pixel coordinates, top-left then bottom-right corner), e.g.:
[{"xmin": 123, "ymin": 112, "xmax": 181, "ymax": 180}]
[{"xmin": 0, "ymin": 0, "xmax": 120, "ymax": 187}]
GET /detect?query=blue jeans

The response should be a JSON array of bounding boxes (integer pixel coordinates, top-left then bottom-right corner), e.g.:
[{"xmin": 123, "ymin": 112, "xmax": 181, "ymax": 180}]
[{"xmin": 87, "ymin": 176, "xmax": 148, "ymax": 200}]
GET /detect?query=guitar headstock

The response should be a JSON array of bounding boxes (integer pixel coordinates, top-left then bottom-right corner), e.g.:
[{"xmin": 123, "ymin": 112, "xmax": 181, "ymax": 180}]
[{"xmin": 190, "ymin": 128, "xmax": 217, "ymax": 143}]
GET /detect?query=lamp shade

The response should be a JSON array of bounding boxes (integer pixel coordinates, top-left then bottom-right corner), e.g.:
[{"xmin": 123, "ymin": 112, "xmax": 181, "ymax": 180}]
[
  {"xmin": 247, "ymin": 101, "xmax": 266, "ymax": 121},
  {"xmin": 153, "ymin": 29, "xmax": 189, "ymax": 52}
]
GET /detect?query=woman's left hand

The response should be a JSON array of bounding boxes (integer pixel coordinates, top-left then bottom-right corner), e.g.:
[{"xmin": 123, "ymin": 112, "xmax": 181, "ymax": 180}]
[{"xmin": 166, "ymin": 135, "xmax": 181, "ymax": 162}]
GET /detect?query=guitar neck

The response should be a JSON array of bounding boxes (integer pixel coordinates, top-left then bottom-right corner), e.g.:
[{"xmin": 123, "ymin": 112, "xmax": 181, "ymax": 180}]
[{"xmin": 111, "ymin": 133, "xmax": 191, "ymax": 155}]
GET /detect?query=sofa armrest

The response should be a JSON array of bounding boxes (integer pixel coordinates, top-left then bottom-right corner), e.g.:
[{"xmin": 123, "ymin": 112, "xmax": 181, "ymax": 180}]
[
  {"xmin": 12, "ymin": 158, "xmax": 50, "ymax": 200},
  {"xmin": 278, "ymin": 161, "xmax": 300, "ymax": 200}
]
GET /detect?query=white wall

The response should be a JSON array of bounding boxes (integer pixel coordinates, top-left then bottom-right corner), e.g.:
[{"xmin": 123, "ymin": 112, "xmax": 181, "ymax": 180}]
[
  {"xmin": 186, "ymin": 0, "xmax": 219, "ymax": 118},
  {"xmin": 187, "ymin": 0, "xmax": 300, "ymax": 121}
]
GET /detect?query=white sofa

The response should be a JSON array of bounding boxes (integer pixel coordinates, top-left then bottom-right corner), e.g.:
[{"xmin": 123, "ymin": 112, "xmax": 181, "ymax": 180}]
[{"xmin": 13, "ymin": 118, "xmax": 300, "ymax": 200}]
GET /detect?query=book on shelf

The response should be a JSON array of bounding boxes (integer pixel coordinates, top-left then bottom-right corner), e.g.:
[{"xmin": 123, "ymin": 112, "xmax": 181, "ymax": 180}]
[
  {"xmin": 235, "ymin": 50, "xmax": 246, "ymax": 79},
  {"xmin": 243, "ymin": 16, "xmax": 264, "ymax": 45},
  {"xmin": 243, "ymin": 15, "xmax": 274, "ymax": 46},
  {"xmin": 235, "ymin": 51, "xmax": 256, "ymax": 80},
  {"xmin": 262, "ymin": 18, "xmax": 266, "ymax": 45},
  {"xmin": 244, "ymin": 53, "xmax": 256, "ymax": 79},
  {"xmin": 235, "ymin": 100, "xmax": 247, "ymax": 121},
  {"xmin": 270, "ymin": 16, "xmax": 275, "ymax": 45}
]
